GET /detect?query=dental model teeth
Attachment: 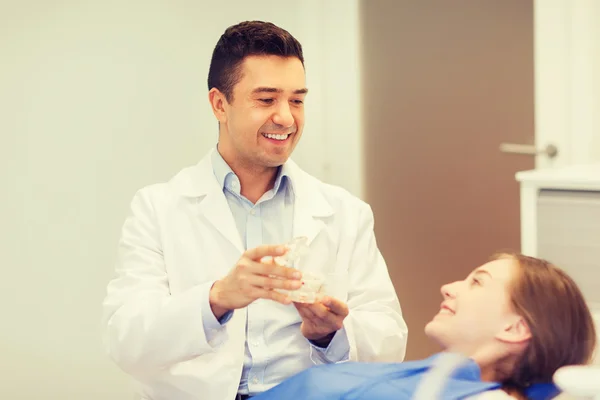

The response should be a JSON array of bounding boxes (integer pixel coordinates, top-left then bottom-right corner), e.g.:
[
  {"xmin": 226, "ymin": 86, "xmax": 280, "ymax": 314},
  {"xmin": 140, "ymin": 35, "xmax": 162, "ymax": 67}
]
[{"xmin": 273, "ymin": 236, "xmax": 325, "ymax": 304}]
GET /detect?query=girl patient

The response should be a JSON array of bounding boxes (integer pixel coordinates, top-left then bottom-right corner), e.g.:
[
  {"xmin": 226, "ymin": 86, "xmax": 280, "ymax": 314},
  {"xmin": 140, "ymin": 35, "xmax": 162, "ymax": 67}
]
[{"xmin": 253, "ymin": 253, "xmax": 597, "ymax": 400}]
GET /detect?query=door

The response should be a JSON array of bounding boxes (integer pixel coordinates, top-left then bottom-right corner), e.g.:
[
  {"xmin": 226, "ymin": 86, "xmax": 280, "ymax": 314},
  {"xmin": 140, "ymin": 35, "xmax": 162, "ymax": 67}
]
[{"xmin": 360, "ymin": 0, "xmax": 536, "ymax": 360}]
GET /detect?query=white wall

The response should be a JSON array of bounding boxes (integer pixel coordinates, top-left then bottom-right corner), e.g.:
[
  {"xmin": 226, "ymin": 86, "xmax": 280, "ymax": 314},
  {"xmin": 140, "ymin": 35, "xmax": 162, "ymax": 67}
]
[
  {"xmin": 534, "ymin": 0, "xmax": 600, "ymax": 168},
  {"xmin": 0, "ymin": 1, "xmax": 360, "ymax": 399}
]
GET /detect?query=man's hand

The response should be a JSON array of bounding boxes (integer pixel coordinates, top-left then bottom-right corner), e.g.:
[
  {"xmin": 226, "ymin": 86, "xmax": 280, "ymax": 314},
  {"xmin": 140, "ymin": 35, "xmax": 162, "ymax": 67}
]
[
  {"xmin": 209, "ymin": 245, "xmax": 303, "ymax": 318},
  {"xmin": 294, "ymin": 296, "xmax": 349, "ymax": 344}
]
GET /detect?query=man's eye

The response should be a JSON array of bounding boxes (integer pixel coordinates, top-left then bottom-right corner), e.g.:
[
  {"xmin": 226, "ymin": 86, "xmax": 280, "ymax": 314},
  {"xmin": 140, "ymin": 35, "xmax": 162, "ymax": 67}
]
[
  {"xmin": 470, "ymin": 277, "xmax": 481, "ymax": 286},
  {"xmin": 259, "ymin": 98, "xmax": 274, "ymax": 104},
  {"xmin": 292, "ymin": 99, "xmax": 304, "ymax": 104}
]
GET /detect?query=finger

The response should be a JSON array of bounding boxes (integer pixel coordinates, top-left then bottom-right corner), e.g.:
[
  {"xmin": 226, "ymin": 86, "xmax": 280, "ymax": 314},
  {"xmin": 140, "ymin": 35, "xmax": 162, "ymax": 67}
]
[
  {"xmin": 237, "ymin": 258, "xmax": 299, "ymax": 280},
  {"xmin": 250, "ymin": 259, "xmax": 302, "ymax": 280},
  {"xmin": 294, "ymin": 302, "xmax": 311, "ymax": 311},
  {"xmin": 247, "ymin": 273, "xmax": 303, "ymax": 291},
  {"xmin": 319, "ymin": 296, "xmax": 349, "ymax": 317},
  {"xmin": 293, "ymin": 301, "xmax": 326, "ymax": 320},
  {"xmin": 244, "ymin": 244, "xmax": 287, "ymax": 261},
  {"xmin": 312, "ymin": 307, "xmax": 344, "ymax": 332},
  {"xmin": 303, "ymin": 302, "xmax": 345, "ymax": 329},
  {"xmin": 294, "ymin": 303, "xmax": 316, "ymax": 319},
  {"xmin": 251, "ymin": 287, "xmax": 293, "ymax": 305},
  {"xmin": 306, "ymin": 302, "xmax": 331, "ymax": 320},
  {"xmin": 259, "ymin": 255, "xmax": 274, "ymax": 264}
]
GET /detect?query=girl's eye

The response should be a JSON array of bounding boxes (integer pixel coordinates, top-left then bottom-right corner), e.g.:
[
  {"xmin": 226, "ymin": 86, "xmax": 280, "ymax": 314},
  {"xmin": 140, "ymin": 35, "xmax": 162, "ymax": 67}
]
[{"xmin": 470, "ymin": 277, "xmax": 481, "ymax": 286}]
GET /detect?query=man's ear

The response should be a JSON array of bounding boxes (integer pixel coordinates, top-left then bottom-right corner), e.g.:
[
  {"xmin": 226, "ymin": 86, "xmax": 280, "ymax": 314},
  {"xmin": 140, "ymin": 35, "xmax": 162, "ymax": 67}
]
[
  {"xmin": 497, "ymin": 316, "xmax": 531, "ymax": 344},
  {"xmin": 208, "ymin": 88, "xmax": 228, "ymax": 123}
]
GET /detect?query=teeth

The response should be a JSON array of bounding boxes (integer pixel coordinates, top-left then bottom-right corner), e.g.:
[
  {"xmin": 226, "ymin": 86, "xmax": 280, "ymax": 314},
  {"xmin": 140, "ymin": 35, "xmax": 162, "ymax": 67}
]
[
  {"xmin": 439, "ymin": 309, "xmax": 453, "ymax": 315},
  {"xmin": 263, "ymin": 133, "xmax": 288, "ymax": 141}
]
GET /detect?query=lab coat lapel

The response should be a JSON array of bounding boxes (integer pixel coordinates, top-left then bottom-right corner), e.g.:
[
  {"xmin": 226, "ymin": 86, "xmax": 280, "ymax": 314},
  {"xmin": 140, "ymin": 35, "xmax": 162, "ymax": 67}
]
[
  {"xmin": 171, "ymin": 149, "xmax": 245, "ymax": 254},
  {"xmin": 171, "ymin": 151, "xmax": 334, "ymax": 252},
  {"xmin": 287, "ymin": 160, "xmax": 334, "ymax": 245},
  {"xmin": 199, "ymin": 188, "xmax": 245, "ymax": 254}
]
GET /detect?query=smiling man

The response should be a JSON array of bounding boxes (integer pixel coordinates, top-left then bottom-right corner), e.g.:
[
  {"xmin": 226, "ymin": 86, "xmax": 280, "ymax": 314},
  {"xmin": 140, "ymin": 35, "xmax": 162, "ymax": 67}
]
[{"xmin": 102, "ymin": 21, "xmax": 408, "ymax": 400}]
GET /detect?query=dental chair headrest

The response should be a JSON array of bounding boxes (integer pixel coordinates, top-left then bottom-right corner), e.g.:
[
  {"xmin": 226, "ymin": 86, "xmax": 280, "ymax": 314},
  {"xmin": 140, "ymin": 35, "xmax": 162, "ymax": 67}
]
[{"xmin": 553, "ymin": 365, "xmax": 600, "ymax": 399}]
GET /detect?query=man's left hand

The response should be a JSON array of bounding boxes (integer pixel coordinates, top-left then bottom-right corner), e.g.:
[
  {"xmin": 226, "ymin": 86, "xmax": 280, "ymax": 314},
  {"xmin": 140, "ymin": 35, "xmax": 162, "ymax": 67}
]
[{"xmin": 294, "ymin": 296, "xmax": 349, "ymax": 344}]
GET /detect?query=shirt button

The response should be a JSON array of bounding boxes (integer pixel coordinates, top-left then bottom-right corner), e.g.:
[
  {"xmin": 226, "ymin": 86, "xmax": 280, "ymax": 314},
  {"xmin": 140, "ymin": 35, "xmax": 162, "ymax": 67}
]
[
  {"xmin": 250, "ymin": 209, "xmax": 255, "ymax": 215},
  {"xmin": 252, "ymin": 377, "xmax": 259, "ymax": 384}
]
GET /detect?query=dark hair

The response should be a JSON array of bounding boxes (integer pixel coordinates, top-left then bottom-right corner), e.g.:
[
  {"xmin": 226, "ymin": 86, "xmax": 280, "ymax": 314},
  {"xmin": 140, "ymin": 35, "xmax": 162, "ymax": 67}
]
[
  {"xmin": 493, "ymin": 253, "xmax": 597, "ymax": 398},
  {"xmin": 207, "ymin": 21, "xmax": 304, "ymax": 102}
]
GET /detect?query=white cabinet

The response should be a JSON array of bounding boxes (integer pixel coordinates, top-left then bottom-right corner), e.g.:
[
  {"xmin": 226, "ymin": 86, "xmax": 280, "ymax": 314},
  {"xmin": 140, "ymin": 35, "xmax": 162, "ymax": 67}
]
[{"xmin": 516, "ymin": 164, "xmax": 600, "ymax": 364}]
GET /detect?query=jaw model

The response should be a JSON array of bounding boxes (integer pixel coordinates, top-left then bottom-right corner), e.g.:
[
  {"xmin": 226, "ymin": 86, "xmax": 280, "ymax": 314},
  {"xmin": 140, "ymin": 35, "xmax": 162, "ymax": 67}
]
[{"xmin": 273, "ymin": 236, "xmax": 325, "ymax": 304}]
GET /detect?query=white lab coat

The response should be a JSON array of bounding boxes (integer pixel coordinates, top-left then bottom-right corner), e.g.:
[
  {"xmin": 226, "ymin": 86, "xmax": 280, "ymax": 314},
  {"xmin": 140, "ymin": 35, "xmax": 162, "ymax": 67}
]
[{"xmin": 102, "ymin": 149, "xmax": 408, "ymax": 400}]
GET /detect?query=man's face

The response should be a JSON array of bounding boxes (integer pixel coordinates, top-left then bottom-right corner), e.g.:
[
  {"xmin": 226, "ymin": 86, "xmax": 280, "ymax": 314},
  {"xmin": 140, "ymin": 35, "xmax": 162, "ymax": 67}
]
[{"xmin": 210, "ymin": 55, "xmax": 307, "ymax": 169}]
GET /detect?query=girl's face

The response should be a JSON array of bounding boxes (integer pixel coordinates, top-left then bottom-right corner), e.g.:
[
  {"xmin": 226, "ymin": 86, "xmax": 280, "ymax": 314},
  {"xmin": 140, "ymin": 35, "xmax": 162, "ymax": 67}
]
[{"xmin": 425, "ymin": 258, "xmax": 528, "ymax": 355}]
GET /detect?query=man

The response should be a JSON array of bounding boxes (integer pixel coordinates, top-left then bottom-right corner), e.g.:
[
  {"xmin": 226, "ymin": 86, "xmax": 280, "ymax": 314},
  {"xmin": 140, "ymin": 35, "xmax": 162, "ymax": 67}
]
[{"xmin": 102, "ymin": 21, "xmax": 408, "ymax": 400}]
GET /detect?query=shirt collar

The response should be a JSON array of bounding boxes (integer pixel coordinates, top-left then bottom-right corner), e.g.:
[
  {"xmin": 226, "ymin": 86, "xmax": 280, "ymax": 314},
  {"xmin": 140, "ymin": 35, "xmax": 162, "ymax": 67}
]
[{"xmin": 211, "ymin": 146, "xmax": 294, "ymax": 196}]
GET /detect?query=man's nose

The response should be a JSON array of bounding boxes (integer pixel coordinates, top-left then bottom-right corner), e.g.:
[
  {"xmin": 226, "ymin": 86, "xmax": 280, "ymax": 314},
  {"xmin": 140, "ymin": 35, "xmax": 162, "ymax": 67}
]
[{"xmin": 272, "ymin": 102, "xmax": 294, "ymax": 128}]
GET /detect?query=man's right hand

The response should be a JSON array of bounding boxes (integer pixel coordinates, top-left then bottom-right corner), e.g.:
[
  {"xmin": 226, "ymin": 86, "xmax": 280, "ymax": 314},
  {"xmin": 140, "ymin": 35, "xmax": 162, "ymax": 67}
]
[{"xmin": 209, "ymin": 244, "xmax": 303, "ymax": 319}]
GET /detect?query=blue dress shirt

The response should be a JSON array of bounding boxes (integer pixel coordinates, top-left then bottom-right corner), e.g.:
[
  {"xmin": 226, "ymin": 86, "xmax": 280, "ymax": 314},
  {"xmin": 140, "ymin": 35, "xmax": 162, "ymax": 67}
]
[{"xmin": 200, "ymin": 148, "xmax": 350, "ymax": 395}]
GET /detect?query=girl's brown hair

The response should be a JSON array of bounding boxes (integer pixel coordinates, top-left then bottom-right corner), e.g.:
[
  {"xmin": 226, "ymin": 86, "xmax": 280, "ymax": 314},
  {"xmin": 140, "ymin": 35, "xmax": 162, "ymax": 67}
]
[{"xmin": 494, "ymin": 253, "xmax": 597, "ymax": 396}]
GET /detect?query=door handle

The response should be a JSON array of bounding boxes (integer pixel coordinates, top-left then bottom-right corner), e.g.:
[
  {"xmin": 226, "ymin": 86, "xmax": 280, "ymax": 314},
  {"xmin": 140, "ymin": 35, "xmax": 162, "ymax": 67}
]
[{"xmin": 499, "ymin": 143, "xmax": 558, "ymax": 159}]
